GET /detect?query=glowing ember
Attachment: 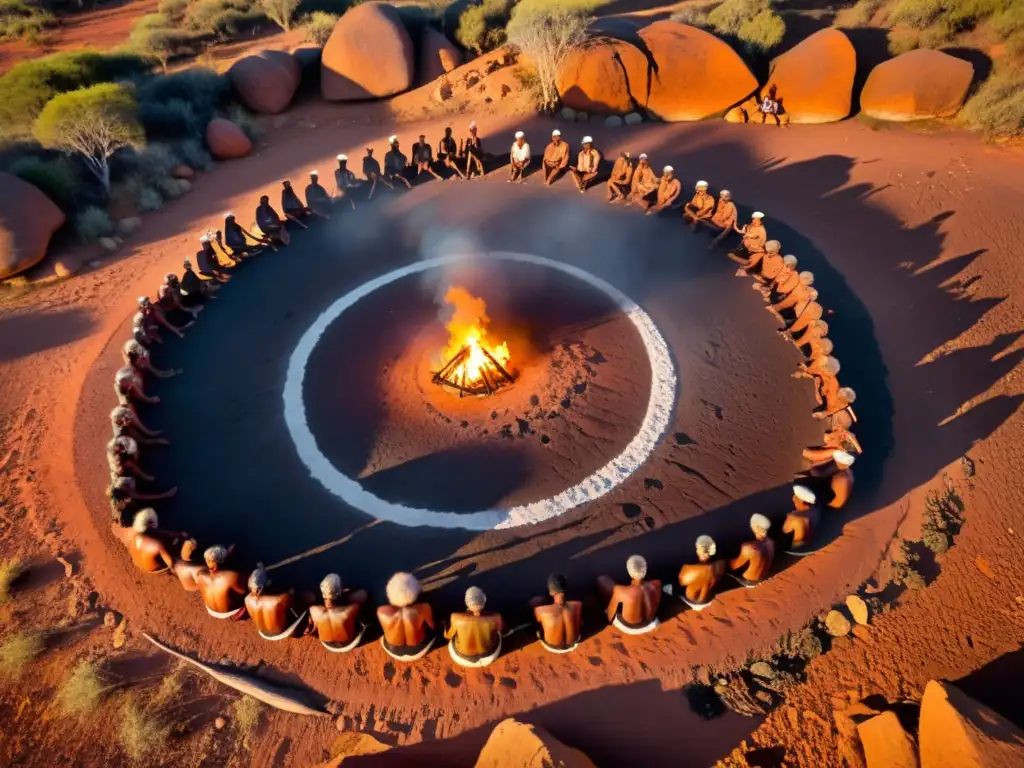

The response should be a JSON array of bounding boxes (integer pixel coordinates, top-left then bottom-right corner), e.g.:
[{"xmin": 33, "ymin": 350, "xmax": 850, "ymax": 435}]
[{"xmin": 433, "ymin": 286, "xmax": 515, "ymax": 396}]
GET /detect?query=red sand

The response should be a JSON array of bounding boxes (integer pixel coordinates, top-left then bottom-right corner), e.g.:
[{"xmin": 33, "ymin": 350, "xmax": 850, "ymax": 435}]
[{"xmin": 2, "ymin": 95, "xmax": 1024, "ymax": 766}]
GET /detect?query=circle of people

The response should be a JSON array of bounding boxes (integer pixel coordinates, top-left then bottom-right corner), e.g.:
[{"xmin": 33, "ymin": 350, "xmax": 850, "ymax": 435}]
[{"xmin": 108, "ymin": 122, "xmax": 862, "ymax": 668}]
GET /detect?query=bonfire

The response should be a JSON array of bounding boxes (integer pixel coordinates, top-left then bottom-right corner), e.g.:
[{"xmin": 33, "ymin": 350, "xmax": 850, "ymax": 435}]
[{"xmin": 432, "ymin": 286, "xmax": 515, "ymax": 397}]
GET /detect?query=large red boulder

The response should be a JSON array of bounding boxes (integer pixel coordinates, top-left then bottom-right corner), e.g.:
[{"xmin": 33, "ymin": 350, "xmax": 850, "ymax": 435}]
[
  {"xmin": 321, "ymin": 2, "xmax": 414, "ymax": 101},
  {"xmin": 638, "ymin": 21, "xmax": 757, "ymax": 121},
  {"xmin": 765, "ymin": 28, "xmax": 856, "ymax": 123},
  {"xmin": 861, "ymin": 49, "xmax": 973, "ymax": 121},
  {"xmin": 228, "ymin": 49, "xmax": 301, "ymax": 114},
  {"xmin": 857, "ymin": 712, "xmax": 918, "ymax": 768},
  {"xmin": 556, "ymin": 37, "xmax": 649, "ymax": 114},
  {"xmin": 919, "ymin": 680, "xmax": 1024, "ymax": 768},
  {"xmin": 474, "ymin": 720, "xmax": 596, "ymax": 768},
  {"xmin": 419, "ymin": 26, "xmax": 461, "ymax": 83},
  {"xmin": 0, "ymin": 172, "xmax": 65, "ymax": 279},
  {"xmin": 205, "ymin": 118, "xmax": 252, "ymax": 160}
]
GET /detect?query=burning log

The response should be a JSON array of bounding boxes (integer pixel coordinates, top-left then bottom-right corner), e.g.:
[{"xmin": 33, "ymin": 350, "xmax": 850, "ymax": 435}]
[{"xmin": 433, "ymin": 342, "xmax": 516, "ymax": 397}]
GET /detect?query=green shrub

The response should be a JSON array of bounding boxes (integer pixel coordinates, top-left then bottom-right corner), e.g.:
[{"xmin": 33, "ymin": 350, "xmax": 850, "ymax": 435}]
[
  {"xmin": 173, "ymin": 138, "xmax": 214, "ymax": 170},
  {"xmin": 890, "ymin": 0, "xmax": 1005, "ymax": 32},
  {"xmin": 961, "ymin": 69, "xmax": 1024, "ymax": 138},
  {"xmin": 0, "ymin": 50, "xmax": 151, "ymax": 138},
  {"xmin": 138, "ymin": 186, "xmax": 164, "ymax": 211},
  {"xmin": 76, "ymin": 206, "xmax": 114, "ymax": 243},
  {"xmin": 56, "ymin": 661, "xmax": 107, "ymax": 717},
  {"xmin": 455, "ymin": 0, "xmax": 514, "ymax": 54},
  {"xmin": 738, "ymin": 8, "xmax": 785, "ymax": 54},
  {"xmin": 129, "ymin": 14, "xmax": 195, "ymax": 72},
  {"xmin": 889, "ymin": 0, "xmax": 944, "ymax": 29},
  {"xmin": 157, "ymin": 0, "xmax": 189, "ymax": 21},
  {"xmin": 139, "ymin": 98, "xmax": 200, "ymax": 140},
  {"xmin": 833, "ymin": 0, "xmax": 880, "ymax": 28},
  {"xmin": 887, "ymin": 26, "xmax": 920, "ymax": 54},
  {"xmin": 0, "ymin": 0, "xmax": 55, "ymax": 43},
  {"xmin": 135, "ymin": 68, "xmax": 228, "ymax": 139},
  {"xmin": 992, "ymin": 3, "xmax": 1024, "ymax": 38},
  {"xmin": 300, "ymin": 10, "xmax": 337, "ymax": 44},
  {"xmin": 231, "ymin": 696, "xmax": 263, "ymax": 751},
  {"xmin": 7, "ymin": 154, "xmax": 78, "ymax": 212},
  {"xmin": 260, "ymin": 0, "xmax": 300, "ymax": 30},
  {"xmin": 225, "ymin": 103, "xmax": 262, "ymax": 140},
  {"xmin": 186, "ymin": 0, "xmax": 265, "ymax": 36},
  {"xmin": 707, "ymin": 0, "xmax": 770, "ymax": 36},
  {"xmin": 0, "ymin": 632, "xmax": 43, "ymax": 679},
  {"xmin": 671, "ymin": 2, "xmax": 715, "ymax": 27},
  {"xmin": 118, "ymin": 696, "xmax": 171, "ymax": 763}
]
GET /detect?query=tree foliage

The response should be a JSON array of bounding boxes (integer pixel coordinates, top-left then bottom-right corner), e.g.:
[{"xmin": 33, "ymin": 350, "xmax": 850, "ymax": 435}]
[
  {"xmin": 260, "ymin": 0, "xmax": 300, "ymax": 30},
  {"xmin": 34, "ymin": 83, "xmax": 145, "ymax": 192},
  {"xmin": 506, "ymin": 1, "xmax": 591, "ymax": 112}
]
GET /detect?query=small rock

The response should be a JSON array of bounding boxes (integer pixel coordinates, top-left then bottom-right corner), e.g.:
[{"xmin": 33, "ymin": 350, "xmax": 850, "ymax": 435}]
[
  {"xmin": 112, "ymin": 236, "xmax": 123, "ymax": 246},
  {"xmin": 98, "ymin": 237, "xmax": 118, "ymax": 252},
  {"xmin": 103, "ymin": 611, "xmax": 118, "ymax": 627},
  {"xmin": 336, "ymin": 715, "xmax": 347, "ymax": 731},
  {"xmin": 826, "ymin": 609, "xmax": 852, "ymax": 637},
  {"xmin": 53, "ymin": 257, "xmax": 81, "ymax": 278},
  {"xmin": 575, "ymin": 111, "xmax": 589, "ymax": 122},
  {"xmin": 214, "ymin": 716, "xmax": 227, "ymax": 730},
  {"xmin": 112, "ymin": 618, "xmax": 128, "ymax": 648},
  {"xmin": 171, "ymin": 164, "xmax": 194, "ymax": 180},
  {"xmin": 560, "ymin": 106, "xmax": 577, "ymax": 121},
  {"xmin": 273, "ymin": 115, "xmax": 291, "ymax": 129},
  {"xmin": 604, "ymin": 115, "xmax": 624, "ymax": 128},
  {"xmin": 755, "ymin": 690, "xmax": 773, "ymax": 705},
  {"xmin": 851, "ymin": 624, "xmax": 872, "ymax": 641},
  {"xmin": 749, "ymin": 661, "xmax": 776, "ymax": 680},
  {"xmin": 89, "ymin": 260, "xmax": 102, "ymax": 268},
  {"xmin": 624, "ymin": 111, "xmax": 643, "ymax": 125},
  {"xmin": 56, "ymin": 555, "xmax": 74, "ymax": 578},
  {"xmin": 115, "ymin": 217, "xmax": 141, "ymax": 236},
  {"xmin": 846, "ymin": 595, "xmax": 870, "ymax": 625},
  {"xmin": 177, "ymin": 179, "xmax": 192, "ymax": 193}
]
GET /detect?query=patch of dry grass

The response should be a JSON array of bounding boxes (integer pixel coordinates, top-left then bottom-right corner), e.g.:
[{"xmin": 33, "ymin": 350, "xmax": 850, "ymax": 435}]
[
  {"xmin": 0, "ymin": 558, "xmax": 24, "ymax": 604},
  {"xmin": 56, "ymin": 660, "xmax": 108, "ymax": 717},
  {"xmin": 0, "ymin": 631, "xmax": 43, "ymax": 679},
  {"xmin": 119, "ymin": 695, "xmax": 172, "ymax": 763},
  {"xmin": 231, "ymin": 695, "xmax": 263, "ymax": 751}
]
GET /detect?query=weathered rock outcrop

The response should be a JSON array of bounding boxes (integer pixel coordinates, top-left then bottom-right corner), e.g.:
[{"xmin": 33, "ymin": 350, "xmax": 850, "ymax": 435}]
[
  {"xmin": 474, "ymin": 719, "xmax": 596, "ymax": 768},
  {"xmin": 205, "ymin": 118, "xmax": 252, "ymax": 160},
  {"xmin": 556, "ymin": 37, "xmax": 648, "ymax": 114},
  {"xmin": 228, "ymin": 49, "xmax": 301, "ymax": 114},
  {"xmin": 919, "ymin": 680, "xmax": 1024, "ymax": 768},
  {"xmin": 419, "ymin": 26, "xmax": 461, "ymax": 83},
  {"xmin": 858, "ymin": 711, "xmax": 919, "ymax": 768},
  {"xmin": 861, "ymin": 49, "xmax": 974, "ymax": 121},
  {"xmin": 321, "ymin": 2, "xmax": 415, "ymax": 101},
  {"xmin": 0, "ymin": 171, "xmax": 65, "ymax": 279},
  {"xmin": 765, "ymin": 28, "xmax": 856, "ymax": 124}
]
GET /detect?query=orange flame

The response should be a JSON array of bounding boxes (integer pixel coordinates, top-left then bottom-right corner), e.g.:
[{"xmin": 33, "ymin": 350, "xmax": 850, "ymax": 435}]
[{"xmin": 441, "ymin": 286, "xmax": 510, "ymax": 385}]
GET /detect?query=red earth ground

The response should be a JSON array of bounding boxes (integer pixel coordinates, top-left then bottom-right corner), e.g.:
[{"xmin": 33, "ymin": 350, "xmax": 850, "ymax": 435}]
[{"xmin": 2, "ymin": 84, "xmax": 1024, "ymax": 768}]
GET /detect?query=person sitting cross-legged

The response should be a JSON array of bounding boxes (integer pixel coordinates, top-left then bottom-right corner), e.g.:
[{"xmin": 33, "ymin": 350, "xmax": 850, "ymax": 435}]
[
  {"xmin": 195, "ymin": 545, "xmax": 247, "ymax": 620},
  {"xmin": 245, "ymin": 563, "xmax": 307, "ymax": 641},
  {"xmin": 224, "ymin": 212, "xmax": 274, "ymax": 257},
  {"xmin": 446, "ymin": 586, "xmax": 504, "ymax": 667},
  {"xmin": 531, "ymin": 573, "xmax": 582, "ymax": 653},
  {"xmin": 304, "ymin": 170, "xmax": 333, "ymax": 219},
  {"xmin": 509, "ymin": 130, "xmax": 531, "ymax": 183},
  {"xmin": 377, "ymin": 572, "xmax": 437, "ymax": 662},
  {"xmin": 683, "ymin": 180, "xmax": 715, "ymax": 228},
  {"xmin": 644, "ymin": 165, "xmax": 681, "ymax": 215},
  {"xmin": 597, "ymin": 554, "xmax": 661, "ymax": 635},
  {"xmin": 626, "ymin": 154, "xmax": 658, "ymax": 207},
  {"xmin": 308, "ymin": 573, "xmax": 369, "ymax": 653},
  {"xmin": 437, "ymin": 127, "xmax": 466, "ymax": 180},
  {"xmin": 541, "ymin": 129, "xmax": 570, "ymax": 185},
  {"xmin": 255, "ymin": 196, "xmax": 292, "ymax": 246},
  {"xmin": 670, "ymin": 535, "xmax": 726, "ymax": 610},
  {"xmin": 112, "ymin": 508, "xmax": 186, "ymax": 575},
  {"xmin": 411, "ymin": 134, "xmax": 443, "ymax": 181},
  {"xmin": 332, "ymin": 154, "xmax": 364, "ymax": 209},
  {"xmin": 570, "ymin": 136, "xmax": 601, "ymax": 193},
  {"xmin": 384, "ymin": 136, "xmax": 413, "ymax": 190},
  {"xmin": 729, "ymin": 514, "xmax": 776, "ymax": 587},
  {"xmin": 606, "ymin": 151, "xmax": 633, "ymax": 202},
  {"xmin": 281, "ymin": 180, "xmax": 319, "ymax": 224}
]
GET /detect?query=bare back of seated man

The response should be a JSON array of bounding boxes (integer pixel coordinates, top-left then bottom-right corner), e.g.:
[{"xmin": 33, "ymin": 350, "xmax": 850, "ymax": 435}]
[
  {"xmin": 244, "ymin": 564, "xmax": 303, "ymax": 639},
  {"xmin": 195, "ymin": 545, "xmax": 246, "ymax": 617},
  {"xmin": 598, "ymin": 554, "xmax": 661, "ymax": 631},
  {"xmin": 309, "ymin": 573, "xmax": 368, "ymax": 649},
  {"xmin": 114, "ymin": 508, "xmax": 180, "ymax": 574},
  {"xmin": 782, "ymin": 486, "xmax": 820, "ymax": 550},
  {"xmin": 532, "ymin": 573, "xmax": 582, "ymax": 651},
  {"xmin": 730, "ymin": 514, "xmax": 776, "ymax": 584},
  {"xmin": 678, "ymin": 535, "xmax": 726, "ymax": 606},
  {"xmin": 446, "ymin": 587, "xmax": 504, "ymax": 664},
  {"xmin": 172, "ymin": 538, "xmax": 206, "ymax": 591},
  {"xmin": 377, "ymin": 572, "xmax": 436, "ymax": 659}
]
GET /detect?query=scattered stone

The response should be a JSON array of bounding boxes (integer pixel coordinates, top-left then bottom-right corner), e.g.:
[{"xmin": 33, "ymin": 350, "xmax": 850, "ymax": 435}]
[
  {"xmin": 214, "ymin": 716, "xmax": 227, "ymax": 730},
  {"xmin": 171, "ymin": 164, "xmax": 194, "ymax": 180},
  {"xmin": 560, "ymin": 106, "xmax": 578, "ymax": 121},
  {"xmin": 857, "ymin": 711, "xmax": 917, "ymax": 768},
  {"xmin": 624, "ymin": 112, "xmax": 643, "ymax": 125},
  {"xmin": 53, "ymin": 257, "xmax": 81, "ymax": 278},
  {"xmin": 104, "ymin": 611, "xmax": 118, "ymax": 628},
  {"xmin": 112, "ymin": 618, "xmax": 127, "ymax": 648},
  {"xmin": 846, "ymin": 595, "xmax": 870, "ymax": 625},
  {"xmin": 115, "ymin": 217, "xmax": 141, "ymax": 236},
  {"xmin": 0, "ymin": 171, "xmax": 66, "ymax": 280},
  {"xmin": 98, "ymin": 237, "xmax": 118, "ymax": 252},
  {"xmin": 825, "ymin": 609, "xmax": 852, "ymax": 637},
  {"xmin": 604, "ymin": 115, "xmax": 623, "ymax": 128},
  {"xmin": 749, "ymin": 661, "xmax": 776, "ymax": 680},
  {"xmin": 575, "ymin": 111, "xmax": 588, "ymax": 122}
]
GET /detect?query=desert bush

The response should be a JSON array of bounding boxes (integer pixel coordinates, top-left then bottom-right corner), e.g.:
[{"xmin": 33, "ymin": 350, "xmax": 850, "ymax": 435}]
[
  {"xmin": 138, "ymin": 98, "xmax": 200, "ymax": 140},
  {"xmin": 889, "ymin": 0, "xmax": 944, "ymax": 28},
  {"xmin": 961, "ymin": 68, "xmax": 1024, "ymax": 138},
  {"xmin": 173, "ymin": 138, "xmax": 214, "ymax": 170},
  {"xmin": 738, "ymin": 8, "xmax": 785, "ymax": 53},
  {"xmin": 186, "ymin": 0, "xmax": 265, "ymax": 36},
  {"xmin": 507, "ymin": 0, "xmax": 591, "ymax": 112},
  {"xmin": 6, "ymin": 154, "xmax": 77, "ymax": 211},
  {"xmin": 707, "ymin": 0, "xmax": 770, "ymax": 36},
  {"xmin": 300, "ymin": 9, "xmax": 337, "ymax": 44},
  {"xmin": 56, "ymin": 661, "xmax": 107, "ymax": 717},
  {"xmin": 75, "ymin": 206, "xmax": 114, "ymax": 243},
  {"xmin": 137, "ymin": 186, "xmax": 164, "ymax": 211},
  {"xmin": 118, "ymin": 696, "xmax": 171, "ymax": 763},
  {"xmin": 129, "ymin": 14, "xmax": 195, "ymax": 72},
  {"xmin": 890, "ymin": 0, "xmax": 1006, "ymax": 32},
  {"xmin": 455, "ymin": 0, "xmax": 515, "ymax": 54},
  {"xmin": 671, "ymin": 2, "xmax": 715, "ymax": 27},
  {"xmin": 231, "ymin": 695, "xmax": 263, "ymax": 750},
  {"xmin": 0, "ymin": 50, "xmax": 151, "ymax": 138},
  {"xmin": 260, "ymin": 0, "xmax": 300, "ymax": 30},
  {"xmin": 833, "ymin": 0, "xmax": 880, "ymax": 28},
  {"xmin": 225, "ymin": 103, "xmax": 262, "ymax": 140},
  {"xmin": 887, "ymin": 26, "xmax": 920, "ymax": 54},
  {"xmin": 157, "ymin": 0, "xmax": 189, "ymax": 21},
  {"xmin": 891, "ymin": 540, "xmax": 926, "ymax": 589},
  {"xmin": 0, "ymin": 0, "xmax": 55, "ymax": 43},
  {"xmin": 0, "ymin": 558, "xmax": 23, "ymax": 604},
  {"xmin": 135, "ymin": 68, "xmax": 228, "ymax": 140},
  {"xmin": 0, "ymin": 632, "xmax": 43, "ymax": 679}
]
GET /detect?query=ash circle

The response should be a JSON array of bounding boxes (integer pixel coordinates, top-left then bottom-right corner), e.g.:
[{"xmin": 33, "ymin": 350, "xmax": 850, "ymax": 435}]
[{"xmin": 283, "ymin": 251, "xmax": 677, "ymax": 530}]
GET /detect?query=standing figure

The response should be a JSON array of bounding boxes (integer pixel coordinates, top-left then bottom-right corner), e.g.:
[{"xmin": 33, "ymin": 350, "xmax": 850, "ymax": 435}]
[{"xmin": 759, "ymin": 85, "xmax": 783, "ymax": 126}]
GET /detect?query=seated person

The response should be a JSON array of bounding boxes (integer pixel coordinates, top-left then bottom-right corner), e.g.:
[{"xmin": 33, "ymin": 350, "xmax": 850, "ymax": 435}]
[
  {"xmin": 445, "ymin": 586, "xmax": 504, "ymax": 667},
  {"xmin": 107, "ymin": 434, "xmax": 151, "ymax": 483},
  {"xmin": 761, "ymin": 254, "xmax": 800, "ymax": 301},
  {"xmin": 783, "ymin": 293, "xmax": 823, "ymax": 338},
  {"xmin": 606, "ymin": 151, "xmax": 634, "ymax": 202},
  {"xmin": 362, "ymin": 147, "xmax": 391, "ymax": 199},
  {"xmin": 195, "ymin": 235, "xmax": 231, "ymax": 283},
  {"xmin": 462, "ymin": 121, "xmax": 485, "ymax": 179},
  {"xmin": 107, "ymin": 475, "xmax": 176, "ymax": 514},
  {"xmin": 411, "ymin": 134, "xmax": 442, "ymax": 181},
  {"xmin": 304, "ymin": 170, "xmax": 333, "ymax": 218},
  {"xmin": 195, "ymin": 545, "xmax": 247, "ymax": 619},
  {"xmin": 123, "ymin": 339, "xmax": 179, "ymax": 379},
  {"xmin": 384, "ymin": 136, "xmax": 413, "ymax": 189},
  {"xmin": 645, "ymin": 165, "xmax": 681, "ymax": 214},
  {"xmin": 570, "ymin": 136, "xmax": 600, "ymax": 193},
  {"xmin": 224, "ymin": 212, "xmax": 273, "ymax": 256},
  {"xmin": 809, "ymin": 450, "xmax": 856, "ymax": 509},
  {"xmin": 541, "ymin": 129, "xmax": 570, "ymax": 185},
  {"xmin": 792, "ymin": 318, "xmax": 829, "ymax": 353},
  {"xmin": 626, "ymin": 154, "xmax": 658, "ymax": 207},
  {"xmin": 437, "ymin": 127, "xmax": 466, "ymax": 180},
  {"xmin": 332, "ymin": 154, "xmax": 363, "ymax": 208},
  {"xmin": 509, "ymin": 130, "xmax": 531, "ymax": 183},
  {"xmin": 280, "ymin": 180, "xmax": 317, "ymax": 224},
  {"xmin": 180, "ymin": 258, "xmax": 217, "ymax": 306},
  {"xmin": 115, "ymin": 366, "xmax": 158, "ymax": 406},
  {"xmin": 706, "ymin": 190, "xmax": 739, "ymax": 248},
  {"xmin": 377, "ymin": 572, "xmax": 436, "ymax": 662},
  {"xmin": 172, "ymin": 538, "xmax": 205, "ymax": 592},
  {"xmin": 112, "ymin": 508, "xmax": 184, "ymax": 574},
  {"xmin": 805, "ymin": 334, "xmax": 834, "ymax": 363},
  {"xmin": 597, "ymin": 554, "xmax": 661, "ymax": 634},
  {"xmin": 803, "ymin": 426, "xmax": 862, "ymax": 467},
  {"xmin": 683, "ymin": 180, "xmax": 715, "ymax": 228},
  {"xmin": 111, "ymin": 404, "xmax": 166, "ymax": 446},
  {"xmin": 732, "ymin": 238, "xmax": 780, "ymax": 279},
  {"xmin": 759, "ymin": 84, "xmax": 783, "ymax": 126},
  {"xmin": 768, "ymin": 271, "xmax": 815, "ymax": 318},
  {"xmin": 729, "ymin": 514, "xmax": 776, "ymax": 586},
  {"xmin": 728, "ymin": 211, "xmax": 767, "ymax": 260},
  {"xmin": 244, "ymin": 564, "xmax": 306, "ymax": 641},
  {"xmin": 531, "ymin": 573, "xmax": 582, "ymax": 653},
  {"xmin": 674, "ymin": 535, "xmax": 726, "ymax": 609},
  {"xmin": 157, "ymin": 273, "xmax": 202, "ymax": 324},
  {"xmin": 132, "ymin": 308, "xmax": 163, "ymax": 346},
  {"xmin": 138, "ymin": 295, "xmax": 189, "ymax": 339},
  {"xmin": 782, "ymin": 485, "xmax": 820, "ymax": 552},
  {"xmin": 256, "ymin": 195, "xmax": 293, "ymax": 245},
  {"xmin": 817, "ymin": 385, "xmax": 858, "ymax": 431},
  {"xmin": 309, "ymin": 573, "xmax": 369, "ymax": 652},
  {"xmin": 794, "ymin": 354, "xmax": 840, "ymax": 401}
]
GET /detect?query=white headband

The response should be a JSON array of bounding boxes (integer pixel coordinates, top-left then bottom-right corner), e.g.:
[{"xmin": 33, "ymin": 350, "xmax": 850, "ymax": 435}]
[
  {"xmin": 793, "ymin": 485, "xmax": 816, "ymax": 504},
  {"xmin": 199, "ymin": 235, "xmax": 210, "ymax": 243},
  {"xmin": 224, "ymin": 211, "xmax": 234, "ymax": 218},
  {"xmin": 469, "ymin": 121, "xmax": 477, "ymax": 129},
  {"xmin": 337, "ymin": 154, "xmax": 347, "ymax": 161},
  {"xmin": 720, "ymin": 189, "xmax": 730, "ymax": 196},
  {"xmin": 696, "ymin": 180, "xmax": 708, "ymax": 188},
  {"xmin": 753, "ymin": 211, "xmax": 765, "ymax": 218},
  {"xmin": 639, "ymin": 153, "xmax": 648, "ymax": 160},
  {"xmin": 551, "ymin": 129, "xmax": 561, "ymax": 136},
  {"xmin": 515, "ymin": 131, "xmax": 524, "ymax": 138},
  {"xmin": 834, "ymin": 450, "xmax": 856, "ymax": 466},
  {"xmin": 309, "ymin": 169, "xmax": 318, "ymax": 175},
  {"xmin": 388, "ymin": 135, "xmax": 397, "ymax": 143},
  {"xmin": 663, "ymin": 165, "xmax": 673, "ymax": 173},
  {"xmin": 582, "ymin": 135, "xmax": 593, "ymax": 143}
]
